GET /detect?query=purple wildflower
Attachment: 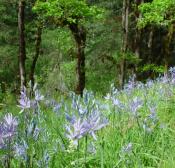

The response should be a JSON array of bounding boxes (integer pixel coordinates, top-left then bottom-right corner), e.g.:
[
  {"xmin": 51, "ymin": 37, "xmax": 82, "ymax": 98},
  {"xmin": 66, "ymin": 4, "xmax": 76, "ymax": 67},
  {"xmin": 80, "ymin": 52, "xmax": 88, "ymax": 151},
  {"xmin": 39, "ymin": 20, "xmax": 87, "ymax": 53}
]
[
  {"xmin": 145, "ymin": 79, "xmax": 154, "ymax": 88},
  {"xmin": 128, "ymin": 97, "xmax": 142, "ymax": 116},
  {"xmin": 3, "ymin": 113, "xmax": 18, "ymax": 138},
  {"xmin": 53, "ymin": 104, "xmax": 61, "ymax": 113},
  {"xmin": 122, "ymin": 143, "xmax": 133, "ymax": 154},
  {"xmin": 143, "ymin": 106, "xmax": 159, "ymax": 133},
  {"xmin": 161, "ymin": 74, "xmax": 169, "ymax": 84},
  {"xmin": 65, "ymin": 113, "xmax": 76, "ymax": 124},
  {"xmin": 87, "ymin": 111, "xmax": 108, "ymax": 140},
  {"xmin": 65, "ymin": 118, "xmax": 88, "ymax": 146},
  {"xmin": 14, "ymin": 140, "xmax": 28, "ymax": 160},
  {"xmin": 18, "ymin": 88, "xmax": 31, "ymax": 113},
  {"xmin": 113, "ymin": 98, "xmax": 125, "ymax": 109},
  {"xmin": 0, "ymin": 123, "xmax": 5, "ymax": 149},
  {"xmin": 169, "ymin": 67, "xmax": 175, "ymax": 84},
  {"xmin": 124, "ymin": 75, "xmax": 136, "ymax": 91},
  {"xmin": 35, "ymin": 90, "xmax": 44, "ymax": 102},
  {"xmin": 78, "ymin": 105, "xmax": 88, "ymax": 116},
  {"xmin": 0, "ymin": 114, "xmax": 18, "ymax": 150}
]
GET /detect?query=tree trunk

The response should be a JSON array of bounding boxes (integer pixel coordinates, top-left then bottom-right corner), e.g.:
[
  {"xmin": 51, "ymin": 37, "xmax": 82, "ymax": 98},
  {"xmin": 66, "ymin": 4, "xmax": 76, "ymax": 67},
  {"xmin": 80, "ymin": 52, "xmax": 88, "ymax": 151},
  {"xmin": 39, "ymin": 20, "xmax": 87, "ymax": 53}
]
[
  {"xmin": 164, "ymin": 23, "xmax": 175, "ymax": 71},
  {"xmin": 134, "ymin": 0, "xmax": 144, "ymax": 57},
  {"xmin": 69, "ymin": 23, "xmax": 86, "ymax": 96},
  {"xmin": 30, "ymin": 25, "xmax": 42, "ymax": 89},
  {"xmin": 134, "ymin": 0, "xmax": 144, "ymax": 73},
  {"xmin": 18, "ymin": 0, "xmax": 26, "ymax": 91},
  {"xmin": 120, "ymin": 0, "xmax": 130, "ymax": 89}
]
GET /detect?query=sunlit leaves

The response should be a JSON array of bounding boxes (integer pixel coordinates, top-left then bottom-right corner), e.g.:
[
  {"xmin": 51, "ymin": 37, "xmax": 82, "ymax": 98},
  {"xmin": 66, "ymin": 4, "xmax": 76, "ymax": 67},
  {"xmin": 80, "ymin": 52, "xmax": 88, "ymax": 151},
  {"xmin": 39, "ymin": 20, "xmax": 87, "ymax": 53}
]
[
  {"xmin": 138, "ymin": 0, "xmax": 175, "ymax": 28},
  {"xmin": 33, "ymin": 0, "xmax": 103, "ymax": 26}
]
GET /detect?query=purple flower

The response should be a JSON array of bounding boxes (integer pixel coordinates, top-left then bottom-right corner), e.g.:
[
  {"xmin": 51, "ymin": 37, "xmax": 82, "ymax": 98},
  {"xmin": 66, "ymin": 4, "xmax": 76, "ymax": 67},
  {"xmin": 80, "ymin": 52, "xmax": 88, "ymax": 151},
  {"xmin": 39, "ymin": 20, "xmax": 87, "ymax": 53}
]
[
  {"xmin": 143, "ymin": 106, "xmax": 159, "ymax": 133},
  {"xmin": 53, "ymin": 104, "xmax": 61, "ymax": 113},
  {"xmin": 113, "ymin": 98, "xmax": 125, "ymax": 109},
  {"xmin": 128, "ymin": 97, "xmax": 142, "ymax": 116},
  {"xmin": 122, "ymin": 143, "xmax": 133, "ymax": 154},
  {"xmin": 0, "ymin": 114, "xmax": 18, "ymax": 149},
  {"xmin": 148, "ymin": 107, "xmax": 157, "ymax": 122},
  {"xmin": 3, "ymin": 113, "xmax": 18, "ymax": 138},
  {"xmin": 78, "ymin": 105, "xmax": 88, "ymax": 115},
  {"xmin": 45, "ymin": 99, "xmax": 57, "ymax": 108},
  {"xmin": 65, "ymin": 118, "xmax": 88, "ymax": 146},
  {"xmin": 145, "ymin": 79, "xmax": 154, "ymax": 88},
  {"xmin": 0, "ymin": 124, "xmax": 5, "ymax": 149},
  {"xmin": 124, "ymin": 75, "xmax": 136, "ymax": 91},
  {"xmin": 83, "ymin": 90, "xmax": 93, "ymax": 105},
  {"xmin": 86, "ymin": 111, "xmax": 108, "ymax": 140},
  {"xmin": 35, "ymin": 90, "xmax": 44, "ymax": 102},
  {"xmin": 18, "ymin": 88, "xmax": 31, "ymax": 113},
  {"xmin": 14, "ymin": 140, "xmax": 28, "ymax": 160},
  {"xmin": 65, "ymin": 113, "xmax": 76, "ymax": 124},
  {"xmin": 169, "ymin": 67, "xmax": 175, "ymax": 84},
  {"xmin": 161, "ymin": 74, "xmax": 169, "ymax": 84}
]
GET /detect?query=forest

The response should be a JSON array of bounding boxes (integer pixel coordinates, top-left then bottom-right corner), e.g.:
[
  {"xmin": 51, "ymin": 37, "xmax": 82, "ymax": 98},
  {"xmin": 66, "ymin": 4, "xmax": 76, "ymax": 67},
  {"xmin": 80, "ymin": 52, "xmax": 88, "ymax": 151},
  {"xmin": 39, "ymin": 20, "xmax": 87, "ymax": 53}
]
[{"xmin": 0, "ymin": 0, "xmax": 175, "ymax": 167}]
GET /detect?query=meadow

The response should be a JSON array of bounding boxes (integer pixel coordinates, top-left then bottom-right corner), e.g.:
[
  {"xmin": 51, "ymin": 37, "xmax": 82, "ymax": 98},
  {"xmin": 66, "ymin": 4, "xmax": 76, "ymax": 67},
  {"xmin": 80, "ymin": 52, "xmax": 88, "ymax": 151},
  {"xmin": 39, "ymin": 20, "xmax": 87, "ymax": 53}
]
[{"xmin": 1, "ymin": 69, "xmax": 175, "ymax": 168}]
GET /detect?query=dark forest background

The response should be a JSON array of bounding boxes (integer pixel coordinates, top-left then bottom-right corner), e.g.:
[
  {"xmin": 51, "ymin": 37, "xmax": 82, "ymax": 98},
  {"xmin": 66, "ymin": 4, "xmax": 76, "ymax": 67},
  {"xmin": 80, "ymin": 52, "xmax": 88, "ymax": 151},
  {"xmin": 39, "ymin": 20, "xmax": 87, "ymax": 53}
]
[{"xmin": 1, "ymin": 0, "xmax": 175, "ymax": 99}]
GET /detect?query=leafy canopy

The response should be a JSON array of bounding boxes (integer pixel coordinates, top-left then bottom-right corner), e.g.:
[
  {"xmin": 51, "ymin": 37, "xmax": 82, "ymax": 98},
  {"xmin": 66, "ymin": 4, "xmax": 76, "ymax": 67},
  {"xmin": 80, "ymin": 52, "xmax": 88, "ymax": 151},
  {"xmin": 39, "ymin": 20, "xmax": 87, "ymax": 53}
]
[
  {"xmin": 33, "ymin": 0, "xmax": 103, "ymax": 25},
  {"xmin": 138, "ymin": 0, "xmax": 175, "ymax": 28}
]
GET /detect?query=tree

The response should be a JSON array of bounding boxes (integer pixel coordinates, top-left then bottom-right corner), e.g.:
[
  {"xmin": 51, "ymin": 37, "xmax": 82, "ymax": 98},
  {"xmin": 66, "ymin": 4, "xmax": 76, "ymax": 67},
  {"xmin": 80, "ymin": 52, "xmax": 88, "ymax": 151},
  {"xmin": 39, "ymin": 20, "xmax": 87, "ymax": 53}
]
[
  {"xmin": 119, "ymin": 0, "xmax": 130, "ymax": 89},
  {"xmin": 29, "ymin": 21, "xmax": 43, "ymax": 89},
  {"xmin": 138, "ymin": 0, "xmax": 175, "ymax": 69},
  {"xmin": 18, "ymin": 0, "xmax": 26, "ymax": 90},
  {"xmin": 33, "ymin": 0, "xmax": 102, "ymax": 95}
]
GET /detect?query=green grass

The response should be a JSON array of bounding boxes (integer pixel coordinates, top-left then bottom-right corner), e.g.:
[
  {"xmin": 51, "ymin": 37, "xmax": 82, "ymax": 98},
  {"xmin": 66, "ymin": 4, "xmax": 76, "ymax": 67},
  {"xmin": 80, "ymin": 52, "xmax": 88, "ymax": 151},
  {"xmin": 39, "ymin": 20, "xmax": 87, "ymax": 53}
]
[{"xmin": 0, "ymin": 80, "xmax": 175, "ymax": 167}]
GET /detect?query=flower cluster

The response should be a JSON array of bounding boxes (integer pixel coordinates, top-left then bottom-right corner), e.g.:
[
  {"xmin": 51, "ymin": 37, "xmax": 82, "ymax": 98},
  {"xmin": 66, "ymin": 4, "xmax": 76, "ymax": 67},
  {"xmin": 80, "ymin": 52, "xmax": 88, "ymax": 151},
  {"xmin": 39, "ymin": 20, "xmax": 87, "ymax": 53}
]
[
  {"xmin": 143, "ymin": 106, "xmax": 159, "ymax": 133},
  {"xmin": 0, "ymin": 113, "xmax": 18, "ymax": 149},
  {"xmin": 66, "ymin": 110, "xmax": 108, "ymax": 146},
  {"xmin": 65, "ymin": 92, "xmax": 108, "ymax": 146},
  {"xmin": 128, "ymin": 97, "xmax": 143, "ymax": 117},
  {"xmin": 18, "ymin": 86, "xmax": 44, "ymax": 113}
]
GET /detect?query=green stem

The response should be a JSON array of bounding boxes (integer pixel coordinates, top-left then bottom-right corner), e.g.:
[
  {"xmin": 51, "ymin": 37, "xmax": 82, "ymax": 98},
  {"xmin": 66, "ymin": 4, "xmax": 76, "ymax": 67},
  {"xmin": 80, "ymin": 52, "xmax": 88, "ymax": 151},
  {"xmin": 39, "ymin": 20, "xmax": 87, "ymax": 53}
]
[
  {"xmin": 77, "ymin": 140, "xmax": 79, "ymax": 167},
  {"xmin": 7, "ymin": 138, "xmax": 11, "ymax": 168},
  {"xmin": 100, "ymin": 137, "xmax": 104, "ymax": 168},
  {"xmin": 84, "ymin": 136, "xmax": 88, "ymax": 167}
]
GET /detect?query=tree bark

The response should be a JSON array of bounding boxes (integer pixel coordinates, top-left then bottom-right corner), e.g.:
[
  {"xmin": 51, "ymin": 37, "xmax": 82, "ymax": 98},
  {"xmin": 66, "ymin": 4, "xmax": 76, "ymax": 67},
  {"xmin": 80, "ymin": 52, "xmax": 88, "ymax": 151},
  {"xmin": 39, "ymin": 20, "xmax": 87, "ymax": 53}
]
[
  {"xmin": 164, "ymin": 23, "xmax": 175, "ymax": 71},
  {"xmin": 69, "ymin": 23, "xmax": 86, "ymax": 96},
  {"xmin": 30, "ymin": 25, "xmax": 42, "ymax": 89},
  {"xmin": 134, "ymin": 0, "xmax": 144, "ymax": 58},
  {"xmin": 120, "ymin": 0, "xmax": 130, "ymax": 89},
  {"xmin": 18, "ymin": 0, "xmax": 26, "ymax": 91}
]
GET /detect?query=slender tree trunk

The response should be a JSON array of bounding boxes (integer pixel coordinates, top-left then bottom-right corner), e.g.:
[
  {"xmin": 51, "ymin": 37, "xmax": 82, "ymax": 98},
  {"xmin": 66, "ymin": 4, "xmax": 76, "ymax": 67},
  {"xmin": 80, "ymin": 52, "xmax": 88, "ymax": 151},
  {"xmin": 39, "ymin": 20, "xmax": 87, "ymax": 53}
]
[
  {"xmin": 134, "ymin": 0, "xmax": 144, "ymax": 73},
  {"xmin": 18, "ymin": 0, "xmax": 26, "ymax": 90},
  {"xmin": 164, "ymin": 23, "xmax": 175, "ymax": 72},
  {"xmin": 134, "ymin": 0, "xmax": 144, "ymax": 57},
  {"xmin": 69, "ymin": 23, "xmax": 86, "ymax": 96},
  {"xmin": 30, "ymin": 25, "xmax": 42, "ymax": 89},
  {"xmin": 120, "ymin": 0, "xmax": 130, "ymax": 89}
]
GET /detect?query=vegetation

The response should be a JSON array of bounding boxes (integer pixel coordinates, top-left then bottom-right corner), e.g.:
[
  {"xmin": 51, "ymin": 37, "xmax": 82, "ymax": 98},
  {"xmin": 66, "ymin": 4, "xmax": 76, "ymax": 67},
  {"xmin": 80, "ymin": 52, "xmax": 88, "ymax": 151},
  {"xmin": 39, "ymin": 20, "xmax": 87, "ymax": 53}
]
[{"xmin": 1, "ymin": 0, "xmax": 175, "ymax": 167}]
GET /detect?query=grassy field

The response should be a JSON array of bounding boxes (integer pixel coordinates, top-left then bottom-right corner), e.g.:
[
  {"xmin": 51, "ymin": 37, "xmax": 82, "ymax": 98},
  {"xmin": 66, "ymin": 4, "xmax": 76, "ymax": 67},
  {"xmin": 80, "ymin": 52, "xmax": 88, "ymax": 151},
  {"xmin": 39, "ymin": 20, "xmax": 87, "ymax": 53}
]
[{"xmin": 1, "ymin": 73, "xmax": 175, "ymax": 168}]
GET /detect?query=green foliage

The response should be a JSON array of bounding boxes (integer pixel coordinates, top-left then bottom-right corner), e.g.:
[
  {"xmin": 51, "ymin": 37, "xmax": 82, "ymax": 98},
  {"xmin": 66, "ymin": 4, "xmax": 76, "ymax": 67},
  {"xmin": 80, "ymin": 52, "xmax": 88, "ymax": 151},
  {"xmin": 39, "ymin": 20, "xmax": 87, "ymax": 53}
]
[
  {"xmin": 140, "ymin": 64, "xmax": 165, "ymax": 74},
  {"xmin": 33, "ymin": 0, "xmax": 103, "ymax": 25},
  {"xmin": 138, "ymin": 0, "xmax": 175, "ymax": 28}
]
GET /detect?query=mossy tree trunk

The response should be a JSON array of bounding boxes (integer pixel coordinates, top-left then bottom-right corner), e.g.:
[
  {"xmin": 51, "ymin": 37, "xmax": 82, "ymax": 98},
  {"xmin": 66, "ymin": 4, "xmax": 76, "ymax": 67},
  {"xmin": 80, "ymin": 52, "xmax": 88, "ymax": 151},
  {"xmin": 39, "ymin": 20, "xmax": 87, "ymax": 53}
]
[
  {"xmin": 18, "ymin": 0, "xmax": 26, "ymax": 91},
  {"xmin": 120, "ymin": 0, "xmax": 130, "ymax": 89},
  {"xmin": 30, "ymin": 24, "xmax": 42, "ymax": 89},
  {"xmin": 69, "ymin": 23, "xmax": 86, "ymax": 96}
]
